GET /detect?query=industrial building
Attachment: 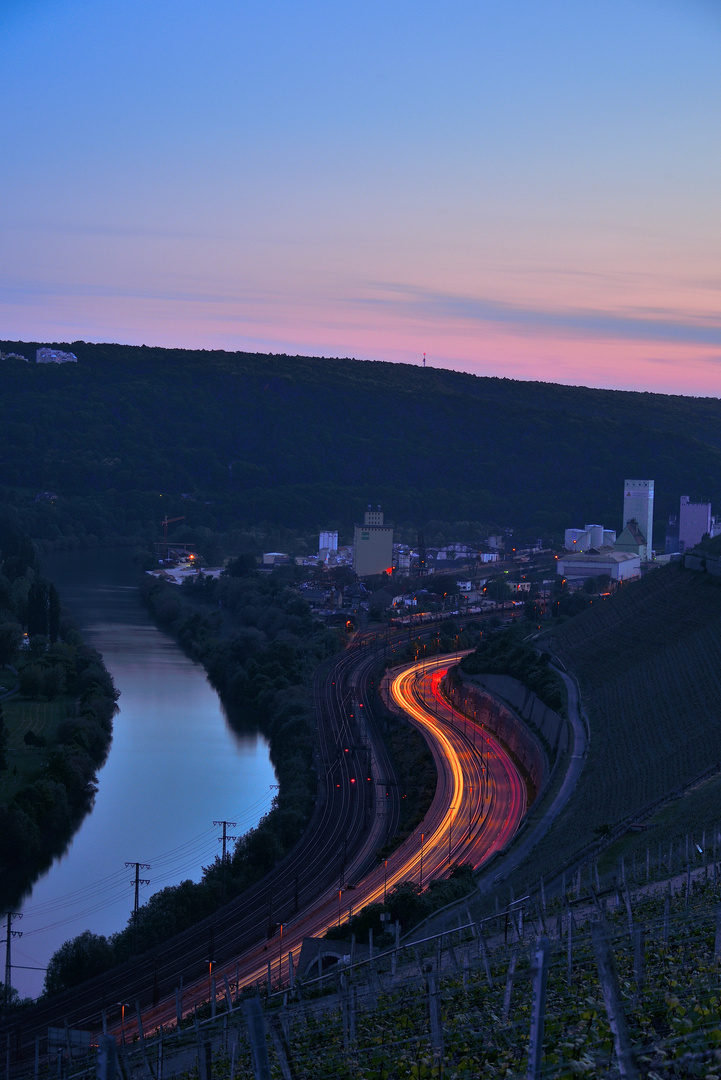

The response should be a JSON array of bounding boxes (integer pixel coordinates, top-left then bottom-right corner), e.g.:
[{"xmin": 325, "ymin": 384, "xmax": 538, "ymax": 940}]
[
  {"xmin": 353, "ymin": 506, "xmax": 394, "ymax": 577},
  {"xmin": 564, "ymin": 524, "xmax": 616, "ymax": 552},
  {"xmin": 318, "ymin": 530, "xmax": 338, "ymax": 562},
  {"xmin": 556, "ymin": 550, "xmax": 641, "ymax": 582},
  {"xmin": 679, "ymin": 496, "xmax": 711, "ymax": 551},
  {"xmin": 614, "ymin": 519, "xmax": 649, "ymax": 562},
  {"xmin": 622, "ymin": 479, "xmax": 654, "ymax": 556}
]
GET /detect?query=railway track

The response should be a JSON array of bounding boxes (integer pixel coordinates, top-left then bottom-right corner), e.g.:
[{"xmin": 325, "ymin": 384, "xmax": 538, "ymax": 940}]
[{"xmin": 0, "ymin": 633, "xmax": 398, "ymax": 1065}]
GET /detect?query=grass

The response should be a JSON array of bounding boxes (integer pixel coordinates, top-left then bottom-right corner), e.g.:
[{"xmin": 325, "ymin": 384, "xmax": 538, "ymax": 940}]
[
  {"xmin": 0, "ymin": 695, "xmax": 74, "ymax": 803},
  {"xmin": 595, "ymin": 770, "xmax": 721, "ymax": 880}
]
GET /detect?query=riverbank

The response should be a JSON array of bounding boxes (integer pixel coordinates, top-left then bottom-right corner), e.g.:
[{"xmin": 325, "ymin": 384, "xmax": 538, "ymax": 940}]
[
  {"xmin": 0, "ymin": 520, "xmax": 119, "ymax": 911},
  {"xmin": 39, "ymin": 562, "xmax": 341, "ymax": 996}
]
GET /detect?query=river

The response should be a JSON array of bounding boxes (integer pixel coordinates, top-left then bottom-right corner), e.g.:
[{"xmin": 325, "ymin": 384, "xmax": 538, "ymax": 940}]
[{"xmin": 13, "ymin": 549, "xmax": 276, "ymax": 999}]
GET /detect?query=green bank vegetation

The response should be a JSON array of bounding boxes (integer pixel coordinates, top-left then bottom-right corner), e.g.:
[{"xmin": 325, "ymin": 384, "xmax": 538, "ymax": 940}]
[
  {"xmin": 459, "ymin": 623, "xmax": 566, "ymax": 714},
  {"xmin": 0, "ymin": 511, "xmax": 119, "ymax": 909}
]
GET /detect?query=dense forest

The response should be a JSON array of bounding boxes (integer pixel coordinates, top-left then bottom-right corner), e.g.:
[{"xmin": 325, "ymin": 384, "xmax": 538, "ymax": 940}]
[{"xmin": 2, "ymin": 340, "xmax": 721, "ymax": 548}]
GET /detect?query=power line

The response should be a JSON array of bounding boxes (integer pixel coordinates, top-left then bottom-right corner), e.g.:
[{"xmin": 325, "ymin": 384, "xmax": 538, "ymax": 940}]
[
  {"xmin": 2, "ymin": 911, "xmax": 23, "ymax": 1010},
  {"xmin": 125, "ymin": 863, "xmax": 150, "ymax": 954},
  {"xmin": 213, "ymin": 820, "xmax": 237, "ymax": 902},
  {"xmin": 19, "ymin": 790, "xmax": 275, "ymax": 935}
]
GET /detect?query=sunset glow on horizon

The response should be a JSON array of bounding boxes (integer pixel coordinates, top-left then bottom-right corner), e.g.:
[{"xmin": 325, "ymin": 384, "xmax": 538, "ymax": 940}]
[{"xmin": 2, "ymin": 1, "xmax": 721, "ymax": 396}]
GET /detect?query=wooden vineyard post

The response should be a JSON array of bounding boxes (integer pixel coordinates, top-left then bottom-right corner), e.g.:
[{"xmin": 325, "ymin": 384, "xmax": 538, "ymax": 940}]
[
  {"xmin": 623, "ymin": 885, "xmax": 634, "ymax": 936},
  {"xmin": 590, "ymin": 919, "xmax": 639, "ymax": 1080},
  {"xmin": 243, "ymin": 997, "xmax": 272, "ymax": 1080},
  {"xmin": 526, "ymin": 938, "xmax": 550, "ymax": 1080},
  {"xmin": 223, "ymin": 974, "xmax": 234, "ymax": 1013},
  {"xmin": 714, "ymin": 906, "xmax": 721, "ymax": 962},
  {"xmin": 97, "ymin": 1036, "xmax": 116, "ymax": 1080},
  {"xmin": 428, "ymin": 967, "xmax": 444, "ymax": 1062},
  {"xmin": 663, "ymin": 888, "xmax": 670, "ymax": 946},
  {"xmin": 503, "ymin": 948, "xmax": 518, "ymax": 1020},
  {"xmin": 633, "ymin": 924, "xmax": 645, "ymax": 1006},
  {"xmin": 268, "ymin": 1021, "xmax": 294, "ymax": 1080},
  {"xmin": 478, "ymin": 929, "xmax": 494, "ymax": 987}
]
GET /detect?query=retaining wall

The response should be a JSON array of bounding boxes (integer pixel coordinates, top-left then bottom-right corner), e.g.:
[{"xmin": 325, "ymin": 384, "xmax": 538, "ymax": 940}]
[{"xmin": 442, "ymin": 672, "xmax": 567, "ymax": 802}]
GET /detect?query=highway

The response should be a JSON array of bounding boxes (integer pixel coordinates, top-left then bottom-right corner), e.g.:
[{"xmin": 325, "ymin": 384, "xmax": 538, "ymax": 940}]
[
  {"xmin": 384, "ymin": 657, "xmax": 527, "ymax": 879},
  {"xmin": 1, "ymin": 639, "xmax": 528, "ymax": 1061}
]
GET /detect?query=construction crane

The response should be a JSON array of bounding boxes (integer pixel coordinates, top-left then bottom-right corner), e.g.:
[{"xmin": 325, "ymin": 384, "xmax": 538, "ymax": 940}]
[
  {"xmin": 161, "ymin": 515, "xmax": 185, "ymax": 543},
  {"xmin": 156, "ymin": 516, "xmax": 187, "ymax": 562}
]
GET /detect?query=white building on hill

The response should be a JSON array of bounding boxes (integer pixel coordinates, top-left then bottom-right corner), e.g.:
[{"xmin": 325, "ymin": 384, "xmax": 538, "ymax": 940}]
[{"xmin": 36, "ymin": 348, "xmax": 77, "ymax": 364}]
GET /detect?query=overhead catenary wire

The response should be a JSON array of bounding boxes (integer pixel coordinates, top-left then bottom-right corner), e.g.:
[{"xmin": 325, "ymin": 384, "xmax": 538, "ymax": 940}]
[{"xmin": 18, "ymin": 789, "xmax": 275, "ymax": 938}]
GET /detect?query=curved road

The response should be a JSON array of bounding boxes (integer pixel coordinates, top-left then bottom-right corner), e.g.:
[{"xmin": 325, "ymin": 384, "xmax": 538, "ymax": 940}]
[
  {"xmin": 2, "ymin": 642, "xmax": 529, "ymax": 1059},
  {"xmin": 125, "ymin": 652, "xmax": 528, "ymax": 1036}
]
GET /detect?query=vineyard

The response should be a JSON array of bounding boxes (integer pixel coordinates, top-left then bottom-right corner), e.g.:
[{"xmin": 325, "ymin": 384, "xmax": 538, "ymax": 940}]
[
  {"xmin": 38, "ymin": 850, "xmax": 721, "ymax": 1080},
  {"xmin": 501, "ymin": 562, "xmax": 721, "ymax": 893}
]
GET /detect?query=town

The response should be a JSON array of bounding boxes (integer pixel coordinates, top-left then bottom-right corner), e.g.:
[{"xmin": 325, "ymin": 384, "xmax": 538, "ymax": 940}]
[{"xmin": 147, "ymin": 480, "xmax": 721, "ymax": 627}]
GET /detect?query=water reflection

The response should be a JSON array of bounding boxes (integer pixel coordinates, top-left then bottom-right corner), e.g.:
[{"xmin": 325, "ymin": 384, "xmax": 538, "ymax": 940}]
[{"xmin": 14, "ymin": 550, "xmax": 275, "ymax": 999}]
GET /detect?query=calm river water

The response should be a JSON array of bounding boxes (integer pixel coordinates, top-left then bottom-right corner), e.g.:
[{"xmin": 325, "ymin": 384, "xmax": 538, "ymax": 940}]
[{"xmin": 14, "ymin": 550, "xmax": 275, "ymax": 999}]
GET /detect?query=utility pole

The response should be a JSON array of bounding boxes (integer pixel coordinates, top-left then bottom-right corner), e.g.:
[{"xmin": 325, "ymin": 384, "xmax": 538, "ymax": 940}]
[
  {"xmin": 125, "ymin": 863, "xmax": 150, "ymax": 954},
  {"xmin": 2, "ymin": 912, "xmax": 22, "ymax": 1011},
  {"xmin": 214, "ymin": 820, "xmax": 237, "ymax": 902}
]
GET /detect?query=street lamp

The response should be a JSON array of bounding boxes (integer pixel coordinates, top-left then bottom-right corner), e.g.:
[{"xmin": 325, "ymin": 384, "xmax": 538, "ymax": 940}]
[
  {"xmin": 420, "ymin": 832, "xmax": 425, "ymax": 888},
  {"xmin": 117, "ymin": 1003, "xmax": 129, "ymax": 1043}
]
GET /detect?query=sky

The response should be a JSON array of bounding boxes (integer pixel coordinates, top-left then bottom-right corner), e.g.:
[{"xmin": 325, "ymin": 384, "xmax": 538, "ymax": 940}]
[{"xmin": 2, "ymin": 0, "xmax": 721, "ymax": 395}]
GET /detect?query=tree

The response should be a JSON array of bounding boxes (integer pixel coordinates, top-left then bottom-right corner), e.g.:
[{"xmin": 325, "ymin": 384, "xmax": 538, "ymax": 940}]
[
  {"xmin": 44, "ymin": 931, "xmax": 114, "ymax": 997},
  {"xmin": 485, "ymin": 577, "xmax": 512, "ymax": 602},
  {"xmin": 226, "ymin": 553, "xmax": 257, "ymax": 577},
  {"xmin": 0, "ymin": 703, "xmax": 7, "ymax": 772},
  {"xmin": 0, "ymin": 622, "xmax": 22, "ymax": 666}
]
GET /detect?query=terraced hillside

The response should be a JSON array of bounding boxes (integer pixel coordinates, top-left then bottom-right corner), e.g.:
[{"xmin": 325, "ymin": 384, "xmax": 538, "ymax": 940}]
[{"xmin": 541, "ymin": 563, "xmax": 721, "ymax": 860}]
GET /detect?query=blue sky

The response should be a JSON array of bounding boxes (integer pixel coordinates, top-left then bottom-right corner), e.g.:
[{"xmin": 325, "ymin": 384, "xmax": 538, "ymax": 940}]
[{"xmin": 2, "ymin": 1, "xmax": 720, "ymax": 393}]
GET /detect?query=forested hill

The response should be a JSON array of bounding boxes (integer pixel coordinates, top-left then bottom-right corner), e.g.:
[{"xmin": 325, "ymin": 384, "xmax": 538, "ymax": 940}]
[{"xmin": 2, "ymin": 339, "xmax": 721, "ymax": 541}]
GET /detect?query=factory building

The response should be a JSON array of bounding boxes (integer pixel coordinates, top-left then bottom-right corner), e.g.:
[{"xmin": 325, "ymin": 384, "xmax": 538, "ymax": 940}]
[
  {"xmin": 556, "ymin": 550, "xmax": 641, "ymax": 582},
  {"xmin": 622, "ymin": 479, "xmax": 654, "ymax": 557},
  {"xmin": 353, "ymin": 506, "xmax": 394, "ymax": 577},
  {"xmin": 679, "ymin": 496, "xmax": 711, "ymax": 552},
  {"xmin": 564, "ymin": 524, "xmax": 616, "ymax": 552},
  {"xmin": 318, "ymin": 530, "xmax": 339, "ymax": 562},
  {"xmin": 614, "ymin": 519, "xmax": 648, "ymax": 562}
]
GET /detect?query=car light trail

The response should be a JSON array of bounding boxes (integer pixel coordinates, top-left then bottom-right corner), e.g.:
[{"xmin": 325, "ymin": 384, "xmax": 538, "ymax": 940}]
[{"xmin": 111, "ymin": 652, "xmax": 527, "ymax": 1036}]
